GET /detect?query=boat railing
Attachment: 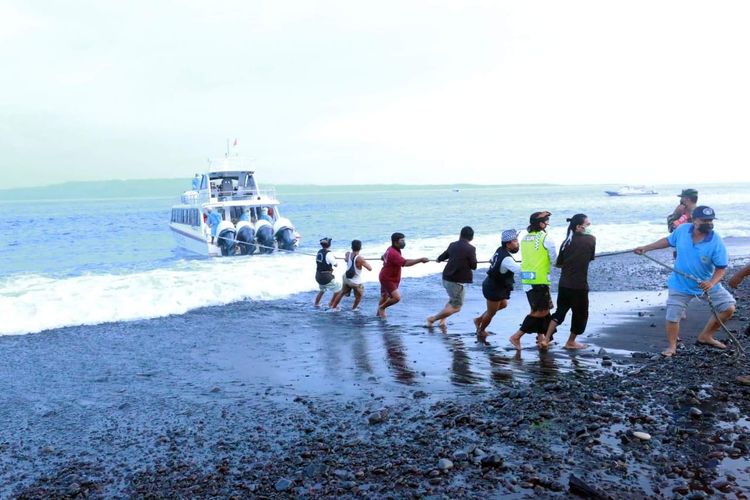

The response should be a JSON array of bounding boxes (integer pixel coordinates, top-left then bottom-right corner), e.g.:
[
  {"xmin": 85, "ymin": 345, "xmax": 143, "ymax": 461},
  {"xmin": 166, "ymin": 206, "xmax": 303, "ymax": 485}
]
[{"xmin": 179, "ymin": 187, "xmax": 278, "ymax": 205}]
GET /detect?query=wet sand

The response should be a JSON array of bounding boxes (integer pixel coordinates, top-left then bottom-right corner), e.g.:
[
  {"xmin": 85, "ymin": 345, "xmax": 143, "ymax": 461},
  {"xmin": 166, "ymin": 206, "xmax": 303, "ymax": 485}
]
[{"xmin": 2, "ymin": 245, "xmax": 750, "ymax": 497}]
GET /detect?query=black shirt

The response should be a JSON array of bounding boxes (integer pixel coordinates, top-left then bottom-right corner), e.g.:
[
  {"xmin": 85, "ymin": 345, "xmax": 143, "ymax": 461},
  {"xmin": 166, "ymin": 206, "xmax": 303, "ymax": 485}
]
[
  {"xmin": 558, "ymin": 233, "xmax": 596, "ymax": 290},
  {"xmin": 438, "ymin": 239, "xmax": 478, "ymax": 284}
]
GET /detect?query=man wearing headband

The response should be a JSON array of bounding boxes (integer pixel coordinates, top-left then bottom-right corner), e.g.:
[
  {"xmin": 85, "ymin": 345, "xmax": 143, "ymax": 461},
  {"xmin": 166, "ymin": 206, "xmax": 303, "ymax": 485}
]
[{"xmin": 510, "ymin": 211, "xmax": 557, "ymax": 350}]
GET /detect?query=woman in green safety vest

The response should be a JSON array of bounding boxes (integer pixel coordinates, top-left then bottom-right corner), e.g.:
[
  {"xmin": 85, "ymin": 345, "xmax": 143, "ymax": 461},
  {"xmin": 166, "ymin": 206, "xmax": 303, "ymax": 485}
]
[{"xmin": 509, "ymin": 211, "xmax": 557, "ymax": 350}]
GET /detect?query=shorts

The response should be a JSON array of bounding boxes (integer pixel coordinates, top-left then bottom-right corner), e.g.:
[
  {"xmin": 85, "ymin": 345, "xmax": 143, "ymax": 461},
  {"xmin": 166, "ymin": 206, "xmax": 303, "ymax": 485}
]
[
  {"xmin": 380, "ymin": 279, "xmax": 400, "ymax": 297},
  {"xmin": 319, "ymin": 279, "xmax": 341, "ymax": 293},
  {"xmin": 341, "ymin": 279, "xmax": 364, "ymax": 297},
  {"xmin": 665, "ymin": 286, "xmax": 736, "ymax": 322},
  {"xmin": 526, "ymin": 285, "xmax": 553, "ymax": 312},
  {"xmin": 520, "ymin": 313, "xmax": 552, "ymax": 334},
  {"xmin": 551, "ymin": 286, "xmax": 589, "ymax": 335},
  {"xmin": 482, "ymin": 277, "xmax": 511, "ymax": 302},
  {"xmin": 443, "ymin": 280, "xmax": 465, "ymax": 308}
]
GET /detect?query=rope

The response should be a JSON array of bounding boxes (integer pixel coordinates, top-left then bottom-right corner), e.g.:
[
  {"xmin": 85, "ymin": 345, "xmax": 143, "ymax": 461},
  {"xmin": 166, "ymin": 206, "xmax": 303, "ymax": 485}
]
[{"xmin": 595, "ymin": 249, "xmax": 637, "ymax": 258}]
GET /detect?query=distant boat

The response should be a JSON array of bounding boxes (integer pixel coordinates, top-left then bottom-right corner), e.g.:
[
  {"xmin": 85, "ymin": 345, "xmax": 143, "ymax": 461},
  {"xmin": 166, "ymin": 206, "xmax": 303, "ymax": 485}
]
[
  {"xmin": 452, "ymin": 187, "xmax": 460, "ymax": 192},
  {"xmin": 604, "ymin": 185, "xmax": 658, "ymax": 196}
]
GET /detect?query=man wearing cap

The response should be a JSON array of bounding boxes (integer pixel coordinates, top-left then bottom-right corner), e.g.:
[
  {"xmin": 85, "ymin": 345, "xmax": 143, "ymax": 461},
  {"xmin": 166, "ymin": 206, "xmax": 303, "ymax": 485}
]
[
  {"xmin": 667, "ymin": 188, "xmax": 698, "ymax": 233},
  {"xmin": 634, "ymin": 206, "xmax": 736, "ymax": 357},
  {"xmin": 510, "ymin": 211, "xmax": 557, "ymax": 350},
  {"xmin": 314, "ymin": 237, "xmax": 341, "ymax": 308},
  {"xmin": 426, "ymin": 226, "xmax": 478, "ymax": 328},
  {"xmin": 474, "ymin": 229, "xmax": 521, "ymax": 338},
  {"xmin": 377, "ymin": 232, "xmax": 429, "ymax": 318}
]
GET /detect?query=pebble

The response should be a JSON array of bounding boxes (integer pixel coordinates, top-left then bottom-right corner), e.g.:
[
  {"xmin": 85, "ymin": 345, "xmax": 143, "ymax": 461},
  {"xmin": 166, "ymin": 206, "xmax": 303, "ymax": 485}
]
[
  {"xmin": 368, "ymin": 408, "xmax": 389, "ymax": 425},
  {"xmin": 689, "ymin": 407, "xmax": 703, "ymax": 418},
  {"xmin": 275, "ymin": 478, "xmax": 292, "ymax": 491},
  {"xmin": 437, "ymin": 458, "xmax": 453, "ymax": 471},
  {"xmin": 632, "ymin": 431, "xmax": 651, "ymax": 441}
]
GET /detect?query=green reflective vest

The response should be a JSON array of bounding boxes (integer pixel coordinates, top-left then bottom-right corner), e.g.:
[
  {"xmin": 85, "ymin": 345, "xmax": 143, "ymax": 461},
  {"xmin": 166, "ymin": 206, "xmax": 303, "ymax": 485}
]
[{"xmin": 520, "ymin": 231, "xmax": 551, "ymax": 285}]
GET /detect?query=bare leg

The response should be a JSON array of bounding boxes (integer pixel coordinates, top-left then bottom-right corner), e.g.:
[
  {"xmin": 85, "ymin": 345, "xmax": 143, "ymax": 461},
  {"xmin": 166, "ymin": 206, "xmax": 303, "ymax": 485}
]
[
  {"xmin": 427, "ymin": 304, "xmax": 460, "ymax": 327},
  {"xmin": 541, "ymin": 318, "xmax": 558, "ymax": 348},
  {"xmin": 696, "ymin": 305, "xmax": 735, "ymax": 348},
  {"xmin": 352, "ymin": 289, "xmax": 363, "ymax": 310},
  {"xmin": 378, "ymin": 290, "xmax": 401, "ymax": 317},
  {"xmin": 473, "ymin": 315, "xmax": 483, "ymax": 333},
  {"xmin": 663, "ymin": 320, "xmax": 680, "ymax": 357},
  {"xmin": 509, "ymin": 329, "xmax": 524, "ymax": 350},
  {"xmin": 329, "ymin": 291, "xmax": 344, "ymax": 309},
  {"xmin": 475, "ymin": 300, "xmax": 505, "ymax": 336}
]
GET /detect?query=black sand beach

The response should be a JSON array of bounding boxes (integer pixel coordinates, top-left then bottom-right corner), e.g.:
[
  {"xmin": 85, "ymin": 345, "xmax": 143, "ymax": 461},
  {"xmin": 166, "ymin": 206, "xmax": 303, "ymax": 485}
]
[{"xmin": 2, "ymin": 246, "xmax": 750, "ymax": 498}]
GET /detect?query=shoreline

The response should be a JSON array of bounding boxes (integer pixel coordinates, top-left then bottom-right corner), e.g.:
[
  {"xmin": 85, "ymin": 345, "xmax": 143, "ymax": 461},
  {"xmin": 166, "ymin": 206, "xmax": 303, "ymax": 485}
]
[{"xmin": 2, "ymin": 248, "xmax": 750, "ymax": 497}]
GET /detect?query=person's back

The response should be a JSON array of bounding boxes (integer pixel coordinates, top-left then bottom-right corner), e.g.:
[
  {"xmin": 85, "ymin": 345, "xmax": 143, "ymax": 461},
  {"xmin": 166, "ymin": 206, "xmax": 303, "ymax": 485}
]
[
  {"xmin": 558, "ymin": 232, "xmax": 596, "ymax": 290},
  {"xmin": 439, "ymin": 236, "xmax": 477, "ymax": 284}
]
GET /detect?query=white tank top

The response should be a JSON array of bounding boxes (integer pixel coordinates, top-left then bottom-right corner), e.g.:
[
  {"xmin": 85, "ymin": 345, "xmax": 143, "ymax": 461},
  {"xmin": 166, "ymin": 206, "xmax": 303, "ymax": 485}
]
[{"xmin": 345, "ymin": 252, "xmax": 363, "ymax": 285}]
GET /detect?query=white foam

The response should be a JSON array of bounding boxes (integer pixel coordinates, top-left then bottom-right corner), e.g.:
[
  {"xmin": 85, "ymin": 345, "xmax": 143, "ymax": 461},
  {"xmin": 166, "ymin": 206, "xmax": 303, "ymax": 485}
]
[{"xmin": 3, "ymin": 224, "xmax": 748, "ymax": 336}]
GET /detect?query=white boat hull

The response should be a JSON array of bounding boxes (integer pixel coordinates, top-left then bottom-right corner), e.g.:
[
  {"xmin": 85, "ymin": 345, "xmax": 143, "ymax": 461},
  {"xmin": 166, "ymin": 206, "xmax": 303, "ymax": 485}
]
[{"xmin": 169, "ymin": 223, "xmax": 219, "ymax": 257}]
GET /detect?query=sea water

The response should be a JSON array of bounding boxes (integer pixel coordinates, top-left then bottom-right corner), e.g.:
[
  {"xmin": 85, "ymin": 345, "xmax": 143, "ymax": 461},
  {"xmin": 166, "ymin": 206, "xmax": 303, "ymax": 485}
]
[{"xmin": 1, "ymin": 182, "xmax": 749, "ymax": 336}]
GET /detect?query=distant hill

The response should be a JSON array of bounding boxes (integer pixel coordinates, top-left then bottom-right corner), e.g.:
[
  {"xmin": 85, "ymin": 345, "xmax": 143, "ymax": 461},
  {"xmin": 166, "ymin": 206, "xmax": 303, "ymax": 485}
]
[
  {"xmin": 0, "ymin": 179, "xmax": 500, "ymax": 201},
  {"xmin": 0, "ymin": 179, "xmax": 190, "ymax": 201}
]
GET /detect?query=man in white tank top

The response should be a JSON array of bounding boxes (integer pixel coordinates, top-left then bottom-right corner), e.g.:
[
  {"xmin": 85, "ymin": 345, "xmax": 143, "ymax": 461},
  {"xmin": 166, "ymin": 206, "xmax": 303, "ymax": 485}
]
[{"xmin": 330, "ymin": 240, "xmax": 372, "ymax": 311}]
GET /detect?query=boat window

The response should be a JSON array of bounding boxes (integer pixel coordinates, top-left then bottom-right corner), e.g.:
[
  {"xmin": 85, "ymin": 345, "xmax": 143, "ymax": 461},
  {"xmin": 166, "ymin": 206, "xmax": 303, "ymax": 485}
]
[{"xmin": 200, "ymin": 175, "xmax": 208, "ymax": 190}]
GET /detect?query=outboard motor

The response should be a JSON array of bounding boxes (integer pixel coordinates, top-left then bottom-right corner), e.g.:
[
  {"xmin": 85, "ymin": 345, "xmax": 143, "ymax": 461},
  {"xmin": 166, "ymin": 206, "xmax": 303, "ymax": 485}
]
[
  {"xmin": 255, "ymin": 219, "xmax": 275, "ymax": 254},
  {"xmin": 216, "ymin": 220, "xmax": 237, "ymax": 256},
  {"xmin": 273, "ymin": 217, "xmax": 298, "ymax": 251},
  {"xmin": 235, "ymin": 221, "xmax": 256, "ymax": 255}
]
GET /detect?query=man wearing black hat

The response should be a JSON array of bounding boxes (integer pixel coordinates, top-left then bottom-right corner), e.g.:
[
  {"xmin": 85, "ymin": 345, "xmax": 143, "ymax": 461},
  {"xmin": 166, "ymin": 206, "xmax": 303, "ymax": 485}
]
[
  {"xmin": 314, "ymin": 237, "xmax": 341, "ymax": 308},
  {"xmin": 510, "ymin": 211, "xmax": 557, "ymax": 350},
  {"xmin": 667, "ymin": 188, "xmax": 698, "ymax": 233},
  {"xmin": 635, "ymin": 206, "xmax": 736, "ymax": 357}
]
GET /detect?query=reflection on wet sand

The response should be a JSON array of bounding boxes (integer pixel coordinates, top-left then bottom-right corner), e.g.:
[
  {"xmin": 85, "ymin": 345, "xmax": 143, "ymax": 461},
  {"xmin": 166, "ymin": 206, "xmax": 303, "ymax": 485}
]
[
  {"xmin": 380, "ymin": 326, "xmax": 416, "ymax": 385},
  {"xmin": 430, "ymin": 327, "xmax": 481, "ymax": 386},
  {"xmin": 351, "ymin": 328, "xmax": 373, "ymax": 376}
]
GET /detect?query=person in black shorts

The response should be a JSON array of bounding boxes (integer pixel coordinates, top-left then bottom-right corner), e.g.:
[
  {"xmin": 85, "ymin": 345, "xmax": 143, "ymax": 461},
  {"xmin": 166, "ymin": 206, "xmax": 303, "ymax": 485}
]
[
  {"xmin": 542, "ymin": 213, "xmax": 596, "ymax": 349},
  {"xmin": 473, "ymin": 229, "xmax": 521, "ymax": 338}
]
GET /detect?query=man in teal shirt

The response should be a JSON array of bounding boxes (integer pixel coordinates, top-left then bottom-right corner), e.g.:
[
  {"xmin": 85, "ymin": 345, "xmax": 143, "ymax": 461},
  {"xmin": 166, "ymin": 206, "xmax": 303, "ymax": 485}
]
[{"xmin": 635, "ymin": 206, "xmax": 736, "ymax": 357}]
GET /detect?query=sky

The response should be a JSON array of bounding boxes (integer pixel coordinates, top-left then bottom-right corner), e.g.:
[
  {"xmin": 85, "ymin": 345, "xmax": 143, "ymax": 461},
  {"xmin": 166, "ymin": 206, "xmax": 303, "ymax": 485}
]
[{"xmin": 2, "ymin": 0, "xmax": 750, "ymax": 189}]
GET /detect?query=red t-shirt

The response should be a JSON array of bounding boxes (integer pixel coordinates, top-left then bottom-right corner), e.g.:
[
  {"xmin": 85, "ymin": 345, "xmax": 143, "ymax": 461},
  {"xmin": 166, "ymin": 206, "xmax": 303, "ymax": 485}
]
[{"xmin": 379, "ymin": 246, "xmax": 406, "ymax": 286}]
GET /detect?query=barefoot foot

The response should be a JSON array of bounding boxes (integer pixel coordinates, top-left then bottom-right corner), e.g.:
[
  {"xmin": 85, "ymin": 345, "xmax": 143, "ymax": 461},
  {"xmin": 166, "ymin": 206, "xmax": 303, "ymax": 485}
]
[
  {"xmin": 563, "ymin": 342, "xmax": 588, "ymax": 350},
  {"xmin": 509, "ymin": 334, "xmax": 522, "ymax": 350},
  {"xmin": 695, "ymin": 337, "xmax": 727, "ymax": 349}
]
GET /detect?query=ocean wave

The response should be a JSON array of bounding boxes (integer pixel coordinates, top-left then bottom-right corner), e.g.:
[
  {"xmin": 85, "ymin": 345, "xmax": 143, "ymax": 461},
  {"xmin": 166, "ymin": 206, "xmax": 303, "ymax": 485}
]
[{"xmin": 3, "ymin": 224, "xmax": 749, "ymax": 336}]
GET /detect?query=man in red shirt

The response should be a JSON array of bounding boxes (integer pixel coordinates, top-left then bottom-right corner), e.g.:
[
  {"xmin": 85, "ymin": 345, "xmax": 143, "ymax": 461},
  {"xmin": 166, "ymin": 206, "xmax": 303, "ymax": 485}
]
[{"xmin": 377, "ymin": 232, "xmax": 429, "ymax": 318}]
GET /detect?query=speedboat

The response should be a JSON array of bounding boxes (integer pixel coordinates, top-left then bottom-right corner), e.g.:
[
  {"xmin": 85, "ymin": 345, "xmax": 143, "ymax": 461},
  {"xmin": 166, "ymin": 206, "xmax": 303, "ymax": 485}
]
[
  {"xmin": 604, "ymin": 185, "xmax": 658, "ymax": 196},
  {"xmin": 169, "ymin": 155, "xmax": 300, "ymax": 257}
]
